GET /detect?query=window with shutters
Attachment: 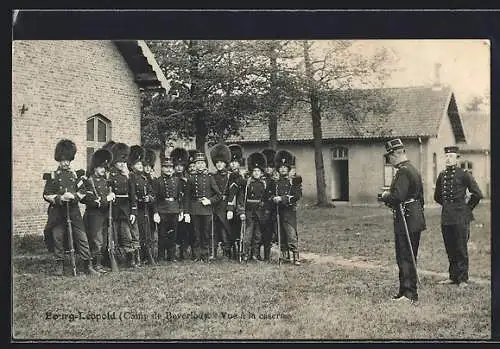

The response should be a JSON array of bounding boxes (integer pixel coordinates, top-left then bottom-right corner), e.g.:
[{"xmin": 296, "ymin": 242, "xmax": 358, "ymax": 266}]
[
  {"xmin": 383, "ymin": 155, "xmax": 396, "ymax": 187},
  {"xmin": 86, "ymin": 114, "xmax": 112, "ymax": 168},
  {"xmin": 460, "ymin": 160, "xmax": 473, "ymax": 175}
]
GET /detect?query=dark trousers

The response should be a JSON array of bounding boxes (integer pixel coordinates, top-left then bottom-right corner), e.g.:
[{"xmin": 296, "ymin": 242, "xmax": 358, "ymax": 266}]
[
  {"xmin": 192, "ymin": 215, "xmax": 213, "ymax": 259},
  {"xmin": 158, "ymin": 213, "xmax": 178, "ymax": 261},
  {"xmin": 394, "ymin": 227, "xmax": 421, "ymax": 298},
  {"xmin": 115, "ymin": 218, "xmax": 139, "ymax": 254},
  {"xmin": 52, "ymin": 221, "xmax": 91, "ymax": 261},
  {"xmin": 229, "ymin": 217, "xmax": 242, "ymax": 256},
  {"xmin": 83, "ymin": 211, "xmax": 107, "ymax": 258},
  {"xmin": 214, "ymin": 215, "xmax": 231, "ymax": 254},
  {"xmin": 243, "ymin": 211, "xmax": 267, "ymax": 257},
  {"xmin": 177, "ymin": 220, "xmax": 193, "ymax": 259},
  {"xmin": 278, "ymin": 208, "xmax": 298, "ymax": 253},
  {"xmin": 442, "ymin": 223, "xmax": 470, "ymax": 283}
]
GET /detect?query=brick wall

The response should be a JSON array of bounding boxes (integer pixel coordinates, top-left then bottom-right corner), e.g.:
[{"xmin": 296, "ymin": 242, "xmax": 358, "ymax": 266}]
[{"xmin": 12, "ymin": 41, "xmax": 141, "ymax": 235}]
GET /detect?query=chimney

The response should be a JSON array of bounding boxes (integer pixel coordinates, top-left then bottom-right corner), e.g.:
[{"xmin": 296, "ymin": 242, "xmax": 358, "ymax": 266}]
[{"xmin": 432, "ymin": 63, "xmax": 442, "ymax": 91}]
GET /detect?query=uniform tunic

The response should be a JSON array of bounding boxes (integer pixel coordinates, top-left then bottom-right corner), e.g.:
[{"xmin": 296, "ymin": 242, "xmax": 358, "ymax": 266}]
[
  {"xmin": 108, "ymin": 167, "xmax": 139, "ymax": 253},
  {"xmin": 43, "ymin": 167, "xmax": 92, "ymax": 261},
  {"xmin": 381, "ymin": 160, "xmax": 426, "ymax": 299},
  {"xmin": 227, "ymin": 171, "xmax": 247, "ymax": 252},
  {"xmin": 434, "ymin": 165, "xmax": 483, "ymax": 283},
  {"xmin": 212, "ymin": 170, "xmax": 232, "ymax": 253},
  {"xmin": 81, "ymin": 174, "xmax": 110, "ymax": 257},
  {"xmin": 185, "ymin": 170, "xmax": 222, "ymax": 259},
  {"xmin": 274, "ymin": 175, "xmax": 302, "ymax": 253}
]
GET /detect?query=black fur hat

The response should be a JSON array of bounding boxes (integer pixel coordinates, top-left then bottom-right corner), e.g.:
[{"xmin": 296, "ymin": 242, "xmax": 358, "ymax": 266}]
[
  {"xmin": 111, "ymin": 143, "xmax": 130, "ymax": 164},
  {"xmin": 187, "ymin": 149, "xmax": 198, "ymax": 165},
  {"xmin": 171, "ymin": 147, "xmax": 189, "ymax": 167},
  {"xmin": 247, "ymin": 152, "xmax": 267, "ymax": 172},
  {"xmin": 128, "ymin": 145, "xmax": 146, "ymax": 167},
  {"xmin": 90, "ymin": 149, "xmax": 113, "ymax": 171},
  {"xmin": 262, "ymin": 149, "xmax": 276, "ymax": 168},
  {"xmin": 102, "ymin": 140, "xmax": 116, "ymax": 152},
  {"xmin": 144, "ymin": 148, "xmax": 157, "ymax": 168},
  {"xmin": 54, "ymin": 139, "xmax": 77, "ymax": 162},
  {"xmin": 228, "ymin": 144, "xmax": 245, "ymax": 166},
  {"xmin": 210, "ymin": 143, "xmax": 231, "ymax": 166},
  {"xmin": 275, "ymin": 150, "xmax": 294, "ymax": 170}
]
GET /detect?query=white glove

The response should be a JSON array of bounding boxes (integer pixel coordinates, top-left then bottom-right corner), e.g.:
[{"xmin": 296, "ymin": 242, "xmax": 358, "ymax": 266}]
[
  {"xmin": 273, "ymin": 196, "xmax": 282, "ymax": 203},
  {"xmin": 178, "ymin": 212, "xmax": 184, "ymax": 222},
  {"xmin": 200, "ymin": 197, "xmax": 211, "ymax": 206},
  {"xmin": 184, "ymin": 213, "xmax": 191, "ymax": 223},
  {"xmin": 129, "ymin": 214, "xmax": 136, "ymax": 225},
  {"xmin": 106, "ymin": 192, "xmax": 116, "ymax": 202},
  {"xmin": 381, "ymin": 191, "xmax": 390, "ymax": 199},
  {"xmin": 153, "ymin": 213, "xmax": 161, "ymax": 223},
  {"xmin": 227, "ymin": 211, "xmax": 234, "ymax": 220},
  {"xmin": 61, "ymin": 192, "xmax": 75, "ymax": 202},
  {"xmin": 240, "ymin": 214, "xmax": 246, "ymax": 221}
]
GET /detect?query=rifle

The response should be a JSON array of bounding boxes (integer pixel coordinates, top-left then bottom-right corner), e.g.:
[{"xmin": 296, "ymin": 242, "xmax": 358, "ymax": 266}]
[
  {"xmin": 275, "ymin": 184, "xmax": 282, "ymax": 266},
  {"xmin": 398, "ymin": 203, "xmax": 421, "ymax": 286},
  {"xmin": 107, "ymin": 187, "xmax": 119, "ymax": 272},
  {"xmin": 210, "ymin": 212, "xmax": 215, "ymax": 261},
  {"xmin": 143, "ymin": 186, "xmax": 155, "ymax": 266},
  {"xmin": 64, "ymin": 188, "xmax": 77, "ymax": 277}
]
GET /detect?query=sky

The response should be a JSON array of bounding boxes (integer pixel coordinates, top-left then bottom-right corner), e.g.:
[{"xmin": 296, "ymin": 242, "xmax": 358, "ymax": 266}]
[{"xmin": 349, "ymin": 39, "xmax": 490, "ymax": 111}]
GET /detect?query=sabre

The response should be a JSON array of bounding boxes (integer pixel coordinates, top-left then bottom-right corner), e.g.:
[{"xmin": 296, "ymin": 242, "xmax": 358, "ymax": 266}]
[
  {"xmin": 240, "ymin": 178, "xmax": 250, "ymax": 263},
  {"xmin": 107, "ymin": 186, "xmax": 119, "ymax": 272},
  {"xmin": 143, "ymin": 186, "xmax": 155, "ymax": 266},
  {"xmin": 398, "ymin": 203, "xmax": 421, "ymax": 286}
]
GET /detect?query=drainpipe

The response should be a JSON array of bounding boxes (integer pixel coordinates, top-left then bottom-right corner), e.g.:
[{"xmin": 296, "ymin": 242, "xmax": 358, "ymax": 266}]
[{"xmin": 418, "ymin": 137, "xmax": 423, "ymax": 175}]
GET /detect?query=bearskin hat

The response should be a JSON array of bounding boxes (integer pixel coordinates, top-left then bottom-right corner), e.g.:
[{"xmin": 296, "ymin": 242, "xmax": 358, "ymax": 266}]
[
  {"xmin": 90, "ymin": 149, "xmax": 113, "ymax": 171},
  {"xmin": 228, "ymin": 144, "xmax": 245, "ymax": 166},
  {"xmin": 210, "ymin": 143, "xmax": 231, "ymax": 166},
  {"xmin": 128, "ymin": 145, "xmax": 146, "ymax": 167},
  {"xmin": 144, "ymin": 148, "xmax": 157, "ymax": 168},
  {"xmin": 54, "ymin": 139, "xmax": 77, "ymax": 162},
  {"xmin": 102, "ymin": 140, "xmax": 116, "ymax": 152},
  {"xmin": 187, "ymin": 149, "xmax": 198, "ymax": 165},
  {"xmin": 171, "ymin": 147, "xmax": 189, "ymax": 167},
  {"xmin": 247, "ymin": 152, "xmax": 267, "ymax": 172},
  {"xmin": 262, "ymin": 149, "xmax": 276, "ymax": 168},
  {"xmin": 110, "ymin": 142, "xmax": 130, "ymax": 164},
  {"xmin": 275, "ymin": 149, "xmax": 294, "ymax": 170}
]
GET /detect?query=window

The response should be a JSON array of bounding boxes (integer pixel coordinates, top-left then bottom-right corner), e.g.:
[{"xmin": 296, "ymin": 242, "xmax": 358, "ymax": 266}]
[
  {"xmin": 86, "ymin": 114, "xmax": 111, "ymax": 167},
  {"xmin": 460, "ymin": 160, "xmax": 473, "ymax": 175},
  {"xmin": 383, "ymin": 155, "xmax": 396, "ymax": 187},
  {"xmin": 332, "ymin": 146, "xmax": 348, "ymax": 160},
  {"xmin": 432, "ymin": 152, "xmax": 437, "ymax": 184}
]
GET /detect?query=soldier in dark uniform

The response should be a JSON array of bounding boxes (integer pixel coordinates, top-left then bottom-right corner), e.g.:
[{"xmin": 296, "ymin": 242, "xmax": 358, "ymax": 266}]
[
  {"xmin": 272, "ymin": 150, "xmax": 303, "ymax": 265},
  {"xmin": 184, "ymin": 152, "xmax": 222, "ymax": 262},
  {"xmin": 434, "ymin": 146, "xmax": 483, "ymax": 287},
  {"xmin": 128, "ymin": 145, "xmax": 157, "ymax": 266},
  {"xmin": 227, "ymin": 144, "xmax": 247, "ymax": 260},
  {"xmin": 154, "ymin": 156, "xmax": 186, "ymax": 262},
  {"xmin": 179, "ymin": 149, "xmax": 198, "ymax": 260},
  {"xmin": 261, "ymin": 148, "xmax": 279, "ymax": 261},
  {"xmin": 143, "ymin": 147, "xmax": 160, "ymax": 262},
  {"xmin": 108, "ymin": 143, "xmax": 139, "ymax": 268},
  {"xmin": 379, "ymin": 138, "xmax": 426, "ymax": 303},
  {"xmin": 170, "ymin": 147, "xmax": 189, "ymax": 261},
  {"xmin": 81, "ymin": 148, "xmax": 114, "ymax": 273},
  {"xmin": 210, "ymin": 144, "xmax": 233, "ymax": 260},
  {"xmin": 43, "ymin": 139, "xmax": 99, "ymax": 276},
  {"xmin": 236, "ymin": 152, "xmax": 274, "ymax": 262}
]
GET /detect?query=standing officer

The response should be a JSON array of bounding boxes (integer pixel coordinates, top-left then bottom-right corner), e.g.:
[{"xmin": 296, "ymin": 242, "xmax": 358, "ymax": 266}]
[
  {"xmin": 43, "ymin": 139, "xmax": 99, "ymax": 276},
  {"xmin": 434, "ymin": 146, "xmax": 483, "ymax": 287},
  {"xmin": 184, "ymin": 152, "xmax": 222, "ymax": 262},
  {"xmin": 261, "ymin": 148, "xmax": 278, "ymax": 260},
  {"xmin": 154, "ymin": 156, "xmax": 186, "ymax": 262},
  {"xmin": 169, "ymin": 147, "xmax": 189, "ymax": 260},
  {"xmin": 379, "ymin": 138, "xmax": 426, "ymax": 303},
  {"xmin": 272, "ymin": 150, "xmax": 303, "ymax": 265},
  {"xmin": 227, "ymin": 144, "xmax": 247, "ymax": 260},
  {"xmin": 81, "ymin": 148, "xmax": 114, "ymax": 273},
  {"xmin": 236, "ymin": 152, "xmax": 274, "ymax": 262},
  {"xmin": 210, "ymin": 143, "xmax": 233, "ymax": 259},
  {"xmin": 108, "ymin": 142, "xmax": 139, "ymax": 268}
]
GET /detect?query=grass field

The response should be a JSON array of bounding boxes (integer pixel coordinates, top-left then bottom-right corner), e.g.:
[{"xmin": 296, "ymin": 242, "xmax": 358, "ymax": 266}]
[{"xmin": 12, "ymin": 202, "xmax": 491, "ymax": 340}]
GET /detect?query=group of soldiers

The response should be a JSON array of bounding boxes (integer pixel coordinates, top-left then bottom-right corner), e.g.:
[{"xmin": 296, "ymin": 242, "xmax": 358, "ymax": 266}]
[{"xmin": 43, "ymin": 139, "xmax": 303, "ymax": 277}]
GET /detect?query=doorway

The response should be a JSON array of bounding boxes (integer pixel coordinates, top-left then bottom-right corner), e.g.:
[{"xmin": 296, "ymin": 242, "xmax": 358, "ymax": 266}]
[{"xmin": 331, "ymin": 147, "xmax": 349, "ymax": 201}]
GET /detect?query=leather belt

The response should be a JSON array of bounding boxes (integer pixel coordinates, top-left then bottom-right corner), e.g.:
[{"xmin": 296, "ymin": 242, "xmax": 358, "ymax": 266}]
[
  {"xmin": 163, "ymin": 198, "xmax": 175, "ymax": 202},
  {"xmin": 246, "ymin": 199, "xmax": 261, "ymax": 203},
  {"xmin": 115, "ymin": 194, "xmax": 128, "ymax": 198},
  {"xmin": 403, "ymin": 198, "xmax": 416, "ymax": 205}
]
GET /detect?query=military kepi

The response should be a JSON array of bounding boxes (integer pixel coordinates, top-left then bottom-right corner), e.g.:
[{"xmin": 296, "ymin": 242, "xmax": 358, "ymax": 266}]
[
  {"xmin": 444, "ymin": 146, "xmax": 459, "ymax": 154},
  {"xmin": 385, "ymin": 138, "xmax": 405, "ymax": 154}
]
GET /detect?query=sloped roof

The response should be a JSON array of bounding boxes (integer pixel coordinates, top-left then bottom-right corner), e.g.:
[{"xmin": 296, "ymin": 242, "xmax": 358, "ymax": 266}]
[
  {"xmin": 114, "ymin": 40, "xmax": 170, "ymax": 92},
  {"xmin": 230, "ymin": 86, "xmax": 466, "ymax": 143},
  {"xmin": 459, "ymin": 111, "xmax": 490, "ymax": 151}
]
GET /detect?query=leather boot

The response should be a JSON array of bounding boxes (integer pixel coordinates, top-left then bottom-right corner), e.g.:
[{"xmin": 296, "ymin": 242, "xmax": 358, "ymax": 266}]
[
  {"xmin": 94, "ymin": 255, "xmax": 108, "ymax": 273},
  {"xmin": 264, "ymin": 245, "xmax": 271, "ymax": 262},
  {"xmin": 84, "ymin": 259, "xmax": 100, "ymax": 276},
  {"xmin": 128, "ymin": 252, "xmax": 138, "ymax": 268},
  {"xmin": 54, "ymin": 259, "xmax": 64, "ymax": 276},
  {"xmin": 292, "ymin": 251, "xmax": 301, "ymax": 266}
]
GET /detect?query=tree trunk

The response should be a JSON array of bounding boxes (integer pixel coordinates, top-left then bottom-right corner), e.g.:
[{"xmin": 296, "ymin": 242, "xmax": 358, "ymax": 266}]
[
  {"xmin": 303, "ymin": 41, "xmax": 330, "ymax": 207},
  {"xmin": 194, "ymin": 113, "xmax": 207, "ymax": 152},
  {"xmin": 268, "ymin": 45, "xmax": 279, "ymax": 150}
]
